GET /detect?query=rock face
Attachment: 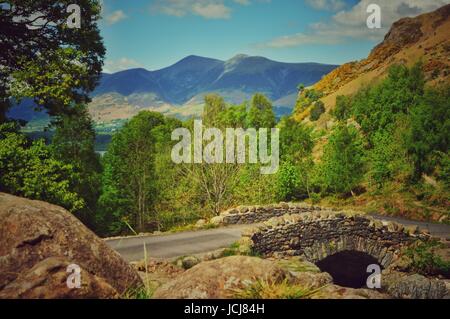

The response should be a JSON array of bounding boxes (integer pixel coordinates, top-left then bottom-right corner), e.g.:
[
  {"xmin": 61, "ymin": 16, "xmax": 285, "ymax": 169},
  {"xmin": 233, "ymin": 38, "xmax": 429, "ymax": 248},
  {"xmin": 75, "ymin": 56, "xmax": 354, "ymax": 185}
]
[
  {"xmin": 153, "ymin": 256, "xmax": 287, "ymax": 299},
  {"xmin": 0, "ymin": 193, "xmax": 143, "ymax": 298}
]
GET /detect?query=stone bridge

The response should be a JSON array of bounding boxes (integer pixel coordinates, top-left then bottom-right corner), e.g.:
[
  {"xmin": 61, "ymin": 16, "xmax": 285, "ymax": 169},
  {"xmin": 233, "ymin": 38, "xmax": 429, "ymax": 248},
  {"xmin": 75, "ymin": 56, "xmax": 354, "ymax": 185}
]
[{"xmin": 218, "ymin": 203, "xmax": 427, "ymax": 269}]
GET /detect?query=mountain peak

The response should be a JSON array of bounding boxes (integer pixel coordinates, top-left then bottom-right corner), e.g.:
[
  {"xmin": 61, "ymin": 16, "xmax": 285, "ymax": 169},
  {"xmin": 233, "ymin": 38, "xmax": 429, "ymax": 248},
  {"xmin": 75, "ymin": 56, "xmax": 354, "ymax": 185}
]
[{"xmin": 229, "ymin": 54, "xmax": 250, "ymax": 61}]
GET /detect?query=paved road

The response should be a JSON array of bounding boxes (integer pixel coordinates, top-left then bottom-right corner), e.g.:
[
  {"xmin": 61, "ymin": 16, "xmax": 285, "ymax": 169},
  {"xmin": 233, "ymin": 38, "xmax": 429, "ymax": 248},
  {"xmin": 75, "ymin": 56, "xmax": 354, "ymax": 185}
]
[
  {"xmin": 368, "ymin": 213, "xmax": 450, "ymax": 239},
  {"xmin": 106, "ymin": 224, "xmax": 251, "ymax": 262},
  {"xmin": 106, "ymin": 216, "xmax": 450, "ymax": 262}
]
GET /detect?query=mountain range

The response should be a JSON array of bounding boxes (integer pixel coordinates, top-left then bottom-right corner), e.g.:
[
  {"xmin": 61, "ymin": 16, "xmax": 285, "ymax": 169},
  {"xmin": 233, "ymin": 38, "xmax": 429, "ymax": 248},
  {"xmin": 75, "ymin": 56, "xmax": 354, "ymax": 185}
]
[{"xmin": 88, "ymin": 54, "xmax": 338, "ymax": 122}]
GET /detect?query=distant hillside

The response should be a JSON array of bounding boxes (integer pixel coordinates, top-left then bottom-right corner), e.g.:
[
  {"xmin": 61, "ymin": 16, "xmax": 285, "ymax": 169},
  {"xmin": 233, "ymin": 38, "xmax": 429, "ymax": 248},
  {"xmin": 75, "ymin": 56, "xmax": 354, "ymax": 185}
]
[
  {"xmin": 89, "ymin": 54, "xmax": 337, "ymax": 122},
  {"xmin": 294, "ymin": 3, "xmax": 450, "ymax": 122}
]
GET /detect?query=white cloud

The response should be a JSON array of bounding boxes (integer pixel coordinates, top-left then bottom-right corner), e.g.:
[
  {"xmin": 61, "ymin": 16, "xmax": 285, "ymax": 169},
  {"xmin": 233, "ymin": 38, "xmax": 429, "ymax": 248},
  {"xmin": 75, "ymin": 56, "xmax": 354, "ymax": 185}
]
[
  {"xmin": 192, "ymin": 3, "xmax": 231, "ymax": 19},
  {"xmin": 105, "ymin": 10, "xmax": 127, "ymax": 25},
  {"xmin": 305, "ymin": 0, "xmax": 346, "ymax": 11},
  {"xmin": 151, "ymin": 0, "xmax": 263, "ymax": 19},
  {"xmin": 259, "ymin": 0, "xmax": 449, "ymax": 48},
  {"xmin": 233, "ymin": 0, "xmax": 250, "ymax": 5},
  {"xmin": 103, "ymin": 58, "xmax": 143, "ymax": 73}
]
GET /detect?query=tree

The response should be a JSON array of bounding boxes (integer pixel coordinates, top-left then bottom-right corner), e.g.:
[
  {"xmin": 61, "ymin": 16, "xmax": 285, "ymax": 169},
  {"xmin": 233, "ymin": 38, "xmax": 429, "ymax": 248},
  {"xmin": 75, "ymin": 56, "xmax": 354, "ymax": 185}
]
[
  {"xmin": 51, "ymin": 105, "xmax": 101, "ymax": 228},
  {"xmin": 277, "ymin": 117, "xmax": 315, "ymax": 200},
  {"xmin": 407, "ymin": 85, "xmax": 450, "ymax": 179},
  {"xmin": 183, "ymin": 98, "xmax": 240, "ymax": 216},
  {"xmin": 319, "ymin": 124, "xmax": 366, "ymax": 195},
  {"xmin": 99, "ymin": 111, "xmax": 172, "ymax": 234},
  {"xmin": 0, "ymin": 0, "xmax": 105, "ymax": 121},
  {"xmin": 202, "ymin": 94, "xmax": 227, "ymax": 127},
  {"xmin": 352, "ymin": 63, "xmax": 424, "ymax": 143},
  {"xmin": 247, "ymin": 93, "xmax": 276, "ymax": 129},
  {"xmin": 0, "ymin": 122, "xmax": 83, "ymax": 211}
]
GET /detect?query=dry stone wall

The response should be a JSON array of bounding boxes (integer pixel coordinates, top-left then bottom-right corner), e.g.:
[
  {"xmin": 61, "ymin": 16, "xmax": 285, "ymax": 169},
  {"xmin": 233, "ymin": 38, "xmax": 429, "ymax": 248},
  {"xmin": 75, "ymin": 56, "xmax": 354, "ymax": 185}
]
[{"xmin": 220, "ymin": 202, "xmax": 326, "ymax": 225}]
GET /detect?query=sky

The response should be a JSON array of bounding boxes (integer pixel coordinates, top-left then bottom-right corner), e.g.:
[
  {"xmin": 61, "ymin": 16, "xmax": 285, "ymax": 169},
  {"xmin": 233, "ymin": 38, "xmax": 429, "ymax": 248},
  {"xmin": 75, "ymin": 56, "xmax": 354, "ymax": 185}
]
[{"xmin": 99, "ymin": 0, "xmax": 450, "ymax": 73}]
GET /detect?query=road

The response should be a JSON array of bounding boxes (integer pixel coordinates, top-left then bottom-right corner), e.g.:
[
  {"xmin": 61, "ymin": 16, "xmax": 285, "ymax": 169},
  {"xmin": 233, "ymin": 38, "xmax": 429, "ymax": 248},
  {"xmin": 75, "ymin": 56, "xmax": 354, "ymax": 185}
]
[
  {"xmin": 106, "ymin": 215, "xmax": 450, "ymax": 262},
  {"xmin": 106, "ymin": 224, "xmax": 250, "ymax": 262}
]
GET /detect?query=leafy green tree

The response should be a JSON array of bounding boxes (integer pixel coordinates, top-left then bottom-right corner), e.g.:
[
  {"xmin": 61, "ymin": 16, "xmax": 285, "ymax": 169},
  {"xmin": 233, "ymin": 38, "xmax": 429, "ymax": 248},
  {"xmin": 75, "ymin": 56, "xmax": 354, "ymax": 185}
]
[
  {"xmin": 352, "ymin": 63, "xmax": 424, "ymax": 143},
  {"xmin": 247, "ymin": 93, "xmax": 276, "ymax": 129},
  {"xmin": 218, "ymin": 102, "xmax": 247, "ymax": 128},
  {"xmin": 319, "ymin": 124, "xmax": 366, "ymax": 195},
  {"xmin": 276, "ymin": 161, "xmax": 301, "ymax": 201},
  {"xmin": 202, "ymin": 94, "xmax": 227, "ymax": 127},
  {"xmin": 99, "ymin": 111, "xmax": 171, "ymax": 234},
  {"xmin": 0, "ymin": 122, "xmax": 83, "ymax": 211},
  {"xmin": 50, "ymin": 105, "xmax": 101, "ymax": 228},
  {"xmin": 407, "ymin": 85, "xmax": 450, "ymax": 179},
  {"xmin": 277, "ymin": 117, "xmax": 315, "ymax": 200},
  {"xmin": 310, "ymin": 100, "xmax": 325, "ymax": 121},
  {"xmin": 0, "ymin": 0, "xmax": 105, "ymax": 121}
]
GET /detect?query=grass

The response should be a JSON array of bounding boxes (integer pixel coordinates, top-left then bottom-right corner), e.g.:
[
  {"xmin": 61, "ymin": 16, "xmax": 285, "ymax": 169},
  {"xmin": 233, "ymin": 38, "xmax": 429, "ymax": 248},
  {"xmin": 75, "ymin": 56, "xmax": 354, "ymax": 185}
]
[
  {"xmin": 222, "ymin": 241, "xmax": 261, "ymax": 258},
  {"xmin": 123, "ymin": 221, "xmax": 154, "ymax": 299},
  {"xmin": 167, "ymin": 222, "xmax": 218, "ymax": 233},
  {"xmin": 233, "ymin": 279, "xmax": 325, "ymax": 299},
  {"xmin": 121, "ymin": 286, "xmax": 156, "ymax": 299}
]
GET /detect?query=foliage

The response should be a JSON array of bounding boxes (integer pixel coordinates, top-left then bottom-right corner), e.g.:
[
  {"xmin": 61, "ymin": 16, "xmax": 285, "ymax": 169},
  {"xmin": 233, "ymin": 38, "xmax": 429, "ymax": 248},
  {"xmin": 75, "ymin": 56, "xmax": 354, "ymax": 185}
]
[
  {"xmin": 332, "ymin": 95, "xmax": 352, "ymax": 121},
  {"xmin": 202, "ymin": 94, "xmax": 227, "ymax": 127},
  {"xmin": 98, "ymin": 111, "xmax": 177, "ymax": 234},
  {"xmin": 318, "ymin": 124, "xmax": 366, "ymax": 195},
  {"xmin": 405, "ymin": 240, "xmax": 450, "ymax": 277},
  {"xmin": 50, "ymin": 105, "xmax": 102, "ymax": 228},
  {"xmin": 1, "ymin": 0, "xmax": 105, "ymax": 120},
  {"xmin": 0, "ymin": 122, "xmax": 83, "ymax": 212},
  {"xmin": 247, "ymin": 93, "xmax": 276, "ymax": 129},
  {"xmin": 351, "ymin": 63, "xmax": 424, "ymax": 144},
  {"xmin": 309, "ymin": 101, "xmax": 325, "ymax": 122},
  {"xmin": 407, "ymin": 85, "xmax": 450, "ymax": 180}
]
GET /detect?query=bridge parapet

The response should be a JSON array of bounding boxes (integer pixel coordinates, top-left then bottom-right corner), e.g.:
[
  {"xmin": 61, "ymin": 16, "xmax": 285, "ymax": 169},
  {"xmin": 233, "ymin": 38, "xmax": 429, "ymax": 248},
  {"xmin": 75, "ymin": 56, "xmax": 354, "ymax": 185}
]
[{"xmin": 220, "ymin": 202, "xmax": 328, "ymax": 225}]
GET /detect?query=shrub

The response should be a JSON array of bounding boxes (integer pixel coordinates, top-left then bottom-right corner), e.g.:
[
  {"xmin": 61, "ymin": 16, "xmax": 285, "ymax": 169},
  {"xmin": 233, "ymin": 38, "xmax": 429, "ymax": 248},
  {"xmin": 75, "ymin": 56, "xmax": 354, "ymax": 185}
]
[
  {"xmin": 310, "ymin": 101, "xmax": 325, "ymax": 121},
  {"xmin": 405, "ymin": 240, "xmax": 450, "ymax": 277}
]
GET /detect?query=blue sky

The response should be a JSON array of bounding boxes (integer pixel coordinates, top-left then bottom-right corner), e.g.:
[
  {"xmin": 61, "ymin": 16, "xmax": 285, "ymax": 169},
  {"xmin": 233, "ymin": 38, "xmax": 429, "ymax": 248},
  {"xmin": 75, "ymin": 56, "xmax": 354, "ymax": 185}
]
[{"xmin": 99, "ymin": 0, "xmax": 449, "ymax": 73}]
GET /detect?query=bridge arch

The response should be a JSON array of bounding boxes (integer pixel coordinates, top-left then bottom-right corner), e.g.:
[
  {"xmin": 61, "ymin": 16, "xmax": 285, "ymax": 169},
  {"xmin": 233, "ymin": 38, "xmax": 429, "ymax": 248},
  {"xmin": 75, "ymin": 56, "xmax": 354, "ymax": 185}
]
[{"xmin": 245, "ymin": 209, "xmax": 422, "ymax": 269}]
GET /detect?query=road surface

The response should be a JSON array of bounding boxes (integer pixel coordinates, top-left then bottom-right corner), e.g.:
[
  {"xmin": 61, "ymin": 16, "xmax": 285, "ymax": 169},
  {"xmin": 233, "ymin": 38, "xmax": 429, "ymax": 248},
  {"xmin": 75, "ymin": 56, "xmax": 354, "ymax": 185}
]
[
  {"xmin": 106, "ymin": 215, "xmax": 450, "ymax": 262},
  {"xmin": 106, "ymin": 224, "xmax": 250, "ymax": 262}
]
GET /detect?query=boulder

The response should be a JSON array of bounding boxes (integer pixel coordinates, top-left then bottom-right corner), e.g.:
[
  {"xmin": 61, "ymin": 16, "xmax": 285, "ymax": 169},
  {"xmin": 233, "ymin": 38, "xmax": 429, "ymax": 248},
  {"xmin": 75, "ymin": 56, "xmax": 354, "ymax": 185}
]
[
  {"xmin": 210, "ymin": 215, "xmax": 224, "ymax": 226},
  {"xmin": 195, "ymin": 219, "xmax": 206, "ymax": 228},
  {"xmin": 0, "ymin": 257, "xmax": 118, "ymax": 299},
  {"xmin": 180, "ymin": 256, "xmax": 200, "ymax": 270},
  {"xmin": 382, "ymin": 271, "xmax": 448, "ymax": 299},
  {"xmin": 153, "ymin": 256, "xmax": 287, "ymax": 299},
  {"xmin": 310, "ymin": 285, "xmax": 388, "ymax": 299},
  {"xmin": 0, "ymin": 193, "xmax": 143, "ymax": 298}
]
